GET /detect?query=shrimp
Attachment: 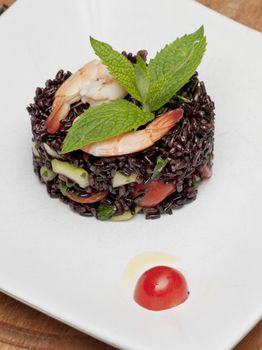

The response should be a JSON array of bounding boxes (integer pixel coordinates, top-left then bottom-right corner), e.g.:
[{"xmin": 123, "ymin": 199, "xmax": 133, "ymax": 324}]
[
  {"xmin": 82, "ymin": 108, "xmax": 184, "ymax": 157},
  {"xmin": 45, "ymin": 59, "xmax": 127, "ymax": 134}
]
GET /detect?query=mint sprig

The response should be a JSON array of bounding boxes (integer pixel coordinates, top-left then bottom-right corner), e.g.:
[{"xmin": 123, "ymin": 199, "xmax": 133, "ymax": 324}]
[
  {"xmin": 146, "ymin": 26, "xmax": 206, "ymax": 111},
  {"xmin": 90, "ymin": 26, "xmax": 206, "ymax": 113},
  {"xmin": 62, "ymin": 28, "xmax": 206, "ymax": 153},
  {"xmin": 61, "ymin": 100, "xmax": 153, "ymax": 154}
]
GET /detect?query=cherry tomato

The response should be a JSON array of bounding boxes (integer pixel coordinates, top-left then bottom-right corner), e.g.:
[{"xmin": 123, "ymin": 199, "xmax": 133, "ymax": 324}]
[
  {"xmin": 134, "ymin": 266, "xmax": 189, "ymax": 311},
  {"xmin": 132, "ymin": 181, "xmax": 176, "ymax": 208}
]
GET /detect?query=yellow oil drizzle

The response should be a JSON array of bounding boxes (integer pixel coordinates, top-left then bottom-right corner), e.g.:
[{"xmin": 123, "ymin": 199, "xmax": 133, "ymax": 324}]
[{"xmin": 123, "ymin": 251, "xmax": 180, "ymax": 282}]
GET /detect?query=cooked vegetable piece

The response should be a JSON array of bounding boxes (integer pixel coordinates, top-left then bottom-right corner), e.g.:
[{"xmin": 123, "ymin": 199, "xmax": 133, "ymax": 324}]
[
  {"xmin": 40, "ymin": 166, "xmax": 56, "ymax": 182},
  {"xmin": 112, "ymin": 171, "xmax": 138, "ymax": 188},
  {"xmin": 51, "ymin": 159, "xmax": 89, "ymax": 188}
]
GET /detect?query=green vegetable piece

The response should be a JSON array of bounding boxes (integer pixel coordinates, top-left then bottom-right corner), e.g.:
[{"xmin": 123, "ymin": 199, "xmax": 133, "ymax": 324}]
[
  {"xmin": 97, "ymin": 204, "xmax": 116, "ymax": 220},
  {"xmin": 59, "ymin": 181, "xmax": 68, "ymax": 196},
  {"xmin": 61, "ymin": 100, "xmax": 153, "ymax": 154},
  {"xmin": 146, "ymin": 26, "xmax": 207, "ymax": 111},
  {"xmin": 110, "ymin": 211, "xmax": 134, "ymax": 222},
  {"xmin": 151, "ymin": 156, "xmax": 169, "ymax": 180},
  {"xmin": 51, "ymin": 159, "xmax": 89, "ymax": 188},
  {"xmin": 112, "ymin": 171, "xmax": 138, "ymax": 188},
  {"xmin": 40, "ymin": 166, "xmax": 56, "ymax": 182},
  {"xmin": 90, "ymin": 36, "xmax": 141, "ymax": 101},
  {"xmin": 110, "ymin": 206, "xmax": 141, "ymax": 222}
]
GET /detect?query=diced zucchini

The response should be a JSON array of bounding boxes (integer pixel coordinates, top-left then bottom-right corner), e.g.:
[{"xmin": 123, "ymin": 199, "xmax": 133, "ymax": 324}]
[
  {"xmin": 40, "ymin": 166, "xmax": 56, "ymax": 182},
  {"xmin": 51, "ymin": 159, "xmax": 89, "ymax": 188},
  {"xmin": 32, "ymin": 142, "xmax": 40, "ymax": 157},
  {"xmin": 110, "ymin": 211, "xmax": 134, "ymax": 221},
  {"xmin": 110, "ymin": 207, "xmax": 141, "ymax": 221},
  {"xmin": 112, "ymin": 171, "xmax": 138, "ymax": 188},
  {"xmin": 43, "ymin": 143, "xmax": 61, "ymax": 159}
]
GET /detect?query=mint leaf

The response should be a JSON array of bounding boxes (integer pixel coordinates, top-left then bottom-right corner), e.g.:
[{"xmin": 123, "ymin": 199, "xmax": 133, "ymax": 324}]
[
  {"xmin": 134, "ymin": 55, "xmax": 149, "ymax": 102},
  {"xmin": 146, "ymin": 26, "xmax": 206, "ymax": 111},
  {"xmin": 59, "ymin": 181, "xmax": 68, "ymax": 196},
  {"xmin": 151, "ymin": 156, "xmax": 169, "ymax": 180},
  {"xmin": 61, "ymin": 100, "xmax": 154, "ymax": 153},
  {"xmin": 90, "ymin": 37, "xmax": 141, "ymax": 101},
  {"xmin": 148, "ymin": 26, "xmax": 205, "ymax": 82},
  {"xmin": 97, "ymin": 204, "xmax": 116, "ymax": 220},
  {"xmin": 191, "ymin": 179, "xmax": 199, "ymax": 189},
  {"xmin": 176, "ymin": 95, "xmax": 192, "ymax": 104}
]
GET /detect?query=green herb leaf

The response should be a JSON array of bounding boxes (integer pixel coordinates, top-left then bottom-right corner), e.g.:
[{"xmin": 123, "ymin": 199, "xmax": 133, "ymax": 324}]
[
  {"xmin": 176, "ymin": 95, "xmax": 192, "ymax": 104},
  {"xmin": 134, "ymin": 55, "xmax": 149, "ymax": 102},
  {"xmin": 151, "ymin": 156, "xmax": 169, "ymax": 180},
  {"xmin": 191, "ymin": 179, "xmax": 199, "ymax": 189},
  {"xmin": 61, "ymin": 100, "xmax": 154, "ymax": 153},
  {"xmin": 97, "ymin": 204, "xmax": 116, "ymax": 220},
  {"xmin": 148, "ymin": 26, "xmax": 205, "ymax": 82},
  {"xmin": 59, "ymin": 181, "xmax": 68, "ymax": 196},
  {"xmin": 146, "ymin": 26, "xmax": 206, "ymax": 111},
  {"xmin": 90, "ymin": 36, "xmax": 141, "ymax": 101}
]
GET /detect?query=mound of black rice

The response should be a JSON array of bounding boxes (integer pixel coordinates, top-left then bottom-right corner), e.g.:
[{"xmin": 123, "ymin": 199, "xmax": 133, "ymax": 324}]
[{"xmin": 27, "ymin": 52, "xmax": 215, "ymax": 220}]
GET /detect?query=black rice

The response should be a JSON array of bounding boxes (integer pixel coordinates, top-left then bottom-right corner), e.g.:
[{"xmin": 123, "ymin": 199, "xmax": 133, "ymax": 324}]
[{"xmin": 27, "ymin": 55, "xmax": 215, "ymax": 220}]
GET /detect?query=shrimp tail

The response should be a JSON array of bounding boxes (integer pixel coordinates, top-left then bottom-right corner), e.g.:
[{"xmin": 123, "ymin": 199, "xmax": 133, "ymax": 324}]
[
  {"xmin": 45, "ymin": 90, "xmax": 81, "ymax": 133},
  {"xmin": 148, "ymin": 108, "xmax": 184, "ymax": 143},
  {"xmin": 45, "ymin": 99, "xmax": 71, "ymax": 134}
]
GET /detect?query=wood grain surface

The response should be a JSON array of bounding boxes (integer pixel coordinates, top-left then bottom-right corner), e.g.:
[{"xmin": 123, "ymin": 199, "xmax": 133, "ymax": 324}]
[{"xmin": 0, "ymin": 0, "xmax": 261, "ymax": 349}]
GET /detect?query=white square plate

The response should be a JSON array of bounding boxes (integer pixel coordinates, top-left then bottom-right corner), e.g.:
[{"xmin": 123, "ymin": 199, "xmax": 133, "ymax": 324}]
[{"xmin": 0, "ymin": 1, "xmax": 262, "ymax": 349}]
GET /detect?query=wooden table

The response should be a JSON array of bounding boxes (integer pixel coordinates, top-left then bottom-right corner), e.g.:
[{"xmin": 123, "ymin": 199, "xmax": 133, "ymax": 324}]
[{"xmin": 0, "ymin": 0, "xmax": 261, "ymax": 349}]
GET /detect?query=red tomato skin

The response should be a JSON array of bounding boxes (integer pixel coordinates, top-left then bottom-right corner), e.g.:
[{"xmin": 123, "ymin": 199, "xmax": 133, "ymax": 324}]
[
  {"xmin": 131, "ymin": 182, "xmax": 146, "ymax": 198},
  {"xmin": 132, "ymin": 181, "xmax": 176, "ymax": 208},
  {"xmin": 134, "ymin": 266, "xmax": 189, "ymax": 311}
]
